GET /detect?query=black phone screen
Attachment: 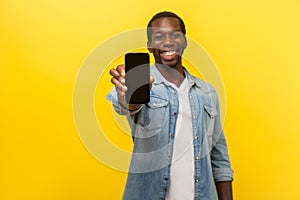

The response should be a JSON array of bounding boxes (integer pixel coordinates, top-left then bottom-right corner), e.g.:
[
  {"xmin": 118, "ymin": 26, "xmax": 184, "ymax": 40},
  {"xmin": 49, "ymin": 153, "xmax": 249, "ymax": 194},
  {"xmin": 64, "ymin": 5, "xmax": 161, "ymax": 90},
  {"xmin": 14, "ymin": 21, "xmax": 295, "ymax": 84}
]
[{"xmin": 125, "ymin": 53, "xmax": 150, "ymax": 104}]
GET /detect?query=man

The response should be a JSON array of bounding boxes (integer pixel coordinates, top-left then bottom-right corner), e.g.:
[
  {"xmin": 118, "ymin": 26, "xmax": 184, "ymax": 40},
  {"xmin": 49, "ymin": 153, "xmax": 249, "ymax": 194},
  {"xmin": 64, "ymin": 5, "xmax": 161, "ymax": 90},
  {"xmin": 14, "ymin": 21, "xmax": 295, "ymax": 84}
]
[{"xmin": 107, "ymin": 11, "xmax": 233, "ymax": 200}]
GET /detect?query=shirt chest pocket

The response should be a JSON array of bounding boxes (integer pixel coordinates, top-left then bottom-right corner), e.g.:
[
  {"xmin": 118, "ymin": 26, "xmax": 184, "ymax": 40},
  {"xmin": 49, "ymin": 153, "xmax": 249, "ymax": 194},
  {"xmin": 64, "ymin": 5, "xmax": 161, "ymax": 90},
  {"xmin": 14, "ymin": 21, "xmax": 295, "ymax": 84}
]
[
  {"xmin": 138, "ymin": 96, "xmax": 169, "ymax": 135},
  {"xmin": 203, "ymin": 104, "xmax": 218, "ymax": 137}
]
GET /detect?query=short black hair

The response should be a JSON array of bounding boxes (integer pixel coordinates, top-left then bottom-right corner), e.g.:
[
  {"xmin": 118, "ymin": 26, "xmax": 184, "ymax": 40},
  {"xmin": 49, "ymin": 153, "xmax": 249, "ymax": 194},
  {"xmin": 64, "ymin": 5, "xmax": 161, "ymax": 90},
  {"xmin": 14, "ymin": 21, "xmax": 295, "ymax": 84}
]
[{"xmin": 147, "ymin": 11, "xmax": 186, "ymax": 42}]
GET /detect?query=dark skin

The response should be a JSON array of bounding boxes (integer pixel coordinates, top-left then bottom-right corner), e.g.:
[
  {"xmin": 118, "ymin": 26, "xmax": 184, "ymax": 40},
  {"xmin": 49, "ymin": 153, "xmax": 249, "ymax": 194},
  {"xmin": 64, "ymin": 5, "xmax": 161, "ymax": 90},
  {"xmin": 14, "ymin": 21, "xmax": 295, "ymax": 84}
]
[
  {"xmin": 216, "ymin": 181, "xmax": 233, "ymax": 200},
  {"xmin": 110, "ymin": 17, "xmax": 233, "ymax": 199},
  {"xmin": 147, "ymin": 17, "xmax": 187, "ymax": 87}
]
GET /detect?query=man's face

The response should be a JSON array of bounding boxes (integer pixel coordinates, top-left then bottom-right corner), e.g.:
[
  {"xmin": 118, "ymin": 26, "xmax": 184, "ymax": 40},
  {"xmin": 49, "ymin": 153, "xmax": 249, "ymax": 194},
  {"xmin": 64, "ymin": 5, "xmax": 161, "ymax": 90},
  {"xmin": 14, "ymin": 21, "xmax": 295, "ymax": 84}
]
[{"xmin": 147, "ymin": 17, "xmax": 187, "ymax": 68}]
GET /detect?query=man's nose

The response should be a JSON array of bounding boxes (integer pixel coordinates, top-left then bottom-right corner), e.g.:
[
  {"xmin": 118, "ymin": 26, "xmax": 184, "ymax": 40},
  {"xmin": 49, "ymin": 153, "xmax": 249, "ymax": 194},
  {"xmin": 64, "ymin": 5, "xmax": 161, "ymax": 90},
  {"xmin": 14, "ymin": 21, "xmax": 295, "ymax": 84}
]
[{"xmin": 162, "ymin": 35, "xmax": 174, "ymax": 47}]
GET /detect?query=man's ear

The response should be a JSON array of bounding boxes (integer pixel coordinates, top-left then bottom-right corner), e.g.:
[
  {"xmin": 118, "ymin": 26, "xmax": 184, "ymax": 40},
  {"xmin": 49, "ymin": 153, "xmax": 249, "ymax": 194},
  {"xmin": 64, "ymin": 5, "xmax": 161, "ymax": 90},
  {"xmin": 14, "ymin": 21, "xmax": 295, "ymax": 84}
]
[
  {"xmin": 183, "ymin": 36, "xmax": 188, "ymax": 49},
  {"xmin": 147, "ymin": 41, "xmax": 153, "ymax": 53}
]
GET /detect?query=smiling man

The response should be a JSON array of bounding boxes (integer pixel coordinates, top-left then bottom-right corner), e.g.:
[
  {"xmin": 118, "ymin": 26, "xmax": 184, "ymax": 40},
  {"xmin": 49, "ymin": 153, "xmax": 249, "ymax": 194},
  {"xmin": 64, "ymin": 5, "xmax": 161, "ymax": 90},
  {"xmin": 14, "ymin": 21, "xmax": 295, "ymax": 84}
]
[{"xmin": 107, "ymin": 11, "xmax": 233, "ymax": 200}]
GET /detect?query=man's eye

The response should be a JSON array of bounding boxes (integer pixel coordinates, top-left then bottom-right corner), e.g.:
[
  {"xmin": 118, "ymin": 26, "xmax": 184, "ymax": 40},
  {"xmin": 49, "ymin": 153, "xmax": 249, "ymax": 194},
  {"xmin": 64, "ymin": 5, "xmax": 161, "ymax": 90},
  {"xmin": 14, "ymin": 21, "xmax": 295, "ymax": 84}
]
[
  {"xmin": 171, "ymin": 33, "xmax": 180, "ymax": 38},
  {"xmin": 154, "ymin": 35, "xmax": 164, "ymax": 40}
]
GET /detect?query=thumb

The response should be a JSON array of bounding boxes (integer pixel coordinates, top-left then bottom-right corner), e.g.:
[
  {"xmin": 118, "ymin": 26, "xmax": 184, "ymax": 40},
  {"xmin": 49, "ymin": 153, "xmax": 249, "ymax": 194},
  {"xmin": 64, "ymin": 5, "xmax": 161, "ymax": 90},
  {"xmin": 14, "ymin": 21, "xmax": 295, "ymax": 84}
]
[{"xmin": 149, "ymin": 75, "xmax": 154, "ymax": 89}]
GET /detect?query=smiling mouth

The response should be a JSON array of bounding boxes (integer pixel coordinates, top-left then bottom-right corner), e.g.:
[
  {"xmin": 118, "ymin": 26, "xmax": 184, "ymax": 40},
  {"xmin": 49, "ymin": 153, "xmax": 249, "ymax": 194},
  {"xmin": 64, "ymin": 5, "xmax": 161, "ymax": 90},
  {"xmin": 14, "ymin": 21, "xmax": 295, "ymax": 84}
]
[{"xmin": 160, "ymin": 51, "xmax": 177, "ymax": 61}]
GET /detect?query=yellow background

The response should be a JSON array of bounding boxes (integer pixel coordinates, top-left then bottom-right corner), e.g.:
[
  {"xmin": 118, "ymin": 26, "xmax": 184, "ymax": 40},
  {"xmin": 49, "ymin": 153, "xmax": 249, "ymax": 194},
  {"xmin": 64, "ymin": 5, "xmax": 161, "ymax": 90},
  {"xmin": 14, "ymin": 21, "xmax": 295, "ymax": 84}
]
[{"xmin": 1, "ymin": 0, "xmax": 300, "ymax": 199}]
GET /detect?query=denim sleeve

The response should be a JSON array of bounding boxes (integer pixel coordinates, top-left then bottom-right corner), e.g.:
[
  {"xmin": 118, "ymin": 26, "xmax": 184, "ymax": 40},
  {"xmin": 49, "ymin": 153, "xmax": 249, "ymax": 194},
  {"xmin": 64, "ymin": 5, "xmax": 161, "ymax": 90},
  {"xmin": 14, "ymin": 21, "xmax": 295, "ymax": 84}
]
[
  {"xmin": 106, "ymin": 87, "xmax": 143, "ymax": 116},
  {"xmin": 210, "ymin": 93, "xmax": 234, "ymax": 182}
]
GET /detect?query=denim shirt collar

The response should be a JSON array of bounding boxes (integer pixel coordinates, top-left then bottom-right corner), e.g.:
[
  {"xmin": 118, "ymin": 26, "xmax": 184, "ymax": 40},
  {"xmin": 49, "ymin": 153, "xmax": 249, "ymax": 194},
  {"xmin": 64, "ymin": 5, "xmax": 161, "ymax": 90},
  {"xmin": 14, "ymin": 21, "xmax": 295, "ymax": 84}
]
[{"xmin": 151, "ymin": 64, "xmax": 210, "ymax": 92}]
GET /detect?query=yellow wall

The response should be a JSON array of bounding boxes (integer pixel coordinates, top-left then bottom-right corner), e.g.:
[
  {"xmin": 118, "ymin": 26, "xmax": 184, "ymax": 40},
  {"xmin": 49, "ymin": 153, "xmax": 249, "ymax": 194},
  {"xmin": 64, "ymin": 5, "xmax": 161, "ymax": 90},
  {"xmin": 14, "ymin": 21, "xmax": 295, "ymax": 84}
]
[{"xmin": 1, "ymin": 0, "xmax": 300, "ymax": 199}]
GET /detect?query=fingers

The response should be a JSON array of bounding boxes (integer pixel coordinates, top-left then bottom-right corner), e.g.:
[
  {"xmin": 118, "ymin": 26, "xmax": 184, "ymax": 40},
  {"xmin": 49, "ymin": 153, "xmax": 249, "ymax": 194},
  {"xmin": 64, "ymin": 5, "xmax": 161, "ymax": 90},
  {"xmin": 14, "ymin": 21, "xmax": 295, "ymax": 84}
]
[
  {"xmin": 150, "ymin": 75, "xmax": 154, "ymax": 84},
  {"xmin": 111, "ymin": 78, "xmax": 127, "ymax": 96},
  {"xmin": 109, "ymin": 65, "xmax": 123, "ymax": 77},
  {"xmin": 110, "ymin": 64, "xmax": 127, "ymax": 96},
  {"xmin": 150, "ymin": 75, "xmax": 154, "ymax": 89},
  {"xmin": 109, "ymin": 65, "xmax": 125, "ymax": 78},
  {"xmin": 116, "ymin": 64, "xmax": 125, "ymax": 76},
  {"xmin": 110, "ymin": 65, "xmax": 155, "ymax": 96},
  {"xmin": 109, "ymin": 68, "xmax": 120, "ymax": 78}
]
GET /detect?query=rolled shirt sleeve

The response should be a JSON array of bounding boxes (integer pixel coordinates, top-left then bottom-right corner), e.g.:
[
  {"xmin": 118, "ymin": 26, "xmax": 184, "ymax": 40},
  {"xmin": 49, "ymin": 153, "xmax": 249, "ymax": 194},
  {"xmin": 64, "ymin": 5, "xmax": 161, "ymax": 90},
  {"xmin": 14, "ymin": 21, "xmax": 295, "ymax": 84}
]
[
  {"xmin": 210, "ymin": 93, "xmax": 234, "ymax": 182},
  {"xmin": 210, "ymin": 130, "xmax": 234, "ymax": 182},
  {"xmin": 106, "ymin": 87, "xmax": 143, "ymax": 116}
]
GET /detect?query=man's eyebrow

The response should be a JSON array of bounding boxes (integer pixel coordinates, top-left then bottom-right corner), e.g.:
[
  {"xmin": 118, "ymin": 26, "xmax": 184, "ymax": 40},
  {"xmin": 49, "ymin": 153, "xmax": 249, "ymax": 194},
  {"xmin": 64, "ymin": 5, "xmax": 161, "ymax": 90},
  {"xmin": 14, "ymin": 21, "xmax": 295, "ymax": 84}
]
[
  {"xmin": 153, "ymin": 29, "xmax": 181, "ymax": 34},
  {"xmin": 153, "ymin": 31, "xmax": 163, "ymax": 34}
]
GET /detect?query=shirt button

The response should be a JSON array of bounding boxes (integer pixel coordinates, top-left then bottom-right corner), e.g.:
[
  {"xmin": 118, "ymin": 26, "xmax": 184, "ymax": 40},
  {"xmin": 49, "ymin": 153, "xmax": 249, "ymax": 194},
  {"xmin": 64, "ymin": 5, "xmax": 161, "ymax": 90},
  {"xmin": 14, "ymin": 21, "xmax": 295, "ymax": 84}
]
[
  {"xmin": 173, "ymin": 112, "xmax": 177, "ymax": 116},
  {"xmin": 195, "ymin": 156, "xmax": 199, "ymax": 160},
  {"xmin": 193, "ymin": 115, "xmax": 197, "ymax": 119},
  {"xmin": 189, "ymin": 95, "xmax": 192, "ymax": 99},
  {"xmin": 170, "ymin": 133, "xmax": 175, "ymax": 138},
  {"xmin": 194, "ymin": 136, "xmax": 198, "ymax": 140},
  {"xmin": 195, "ymin": 178, "xmax": 199, "ymax": 183}
]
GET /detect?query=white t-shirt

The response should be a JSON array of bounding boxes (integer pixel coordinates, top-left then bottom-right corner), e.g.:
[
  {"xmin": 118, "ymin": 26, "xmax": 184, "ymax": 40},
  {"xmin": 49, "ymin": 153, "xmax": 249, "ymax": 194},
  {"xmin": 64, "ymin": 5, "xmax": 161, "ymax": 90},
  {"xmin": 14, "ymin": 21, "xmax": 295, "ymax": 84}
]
[{"xmin": 165, "ymin": 76, "xmax": 195, "ymax": 200}]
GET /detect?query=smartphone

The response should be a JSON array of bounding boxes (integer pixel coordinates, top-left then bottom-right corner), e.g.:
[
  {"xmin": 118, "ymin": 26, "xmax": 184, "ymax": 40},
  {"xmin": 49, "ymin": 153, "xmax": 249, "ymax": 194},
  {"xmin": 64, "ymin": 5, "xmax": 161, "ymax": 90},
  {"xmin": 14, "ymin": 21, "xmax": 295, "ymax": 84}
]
[{"xmin": 125, "ymin": 53, "xmax": 150, "ymax": 104}]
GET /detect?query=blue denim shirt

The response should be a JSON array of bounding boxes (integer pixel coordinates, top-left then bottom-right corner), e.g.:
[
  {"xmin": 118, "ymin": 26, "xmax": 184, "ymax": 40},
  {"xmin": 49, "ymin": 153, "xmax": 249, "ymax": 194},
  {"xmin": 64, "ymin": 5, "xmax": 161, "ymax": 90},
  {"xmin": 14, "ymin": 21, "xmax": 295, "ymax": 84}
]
[{"xmin": 106, "ymin": 65, "xmax": 233, "ymax": 200}]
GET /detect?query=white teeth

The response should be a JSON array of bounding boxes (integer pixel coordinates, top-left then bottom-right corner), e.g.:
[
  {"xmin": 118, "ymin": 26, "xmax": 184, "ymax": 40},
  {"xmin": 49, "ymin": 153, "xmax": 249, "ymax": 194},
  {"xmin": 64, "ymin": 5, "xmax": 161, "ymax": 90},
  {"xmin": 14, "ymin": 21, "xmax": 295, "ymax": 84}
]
[{"xmin": 165, "ymin": 51, "xmax": 176, "ymax": 56}]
